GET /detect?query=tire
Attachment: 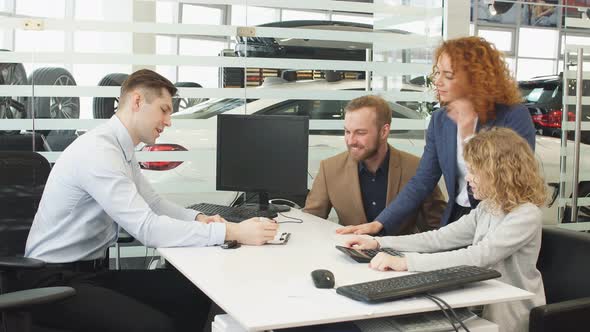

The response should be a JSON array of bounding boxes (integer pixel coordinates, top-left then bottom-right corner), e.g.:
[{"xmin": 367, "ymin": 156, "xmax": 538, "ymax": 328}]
[
  {"xmin": 563, "ymin": 182, "xmax": 590, "ymax": 222},
  {"xmin": 173, "ymin": 82, "xmax": 205, "ymax": 114},
  {"xmin": 0, "ymin": 62, "xmax": 28, "ymax": 135},
  {"xmin": 27, "ymin": 67, "xmax": 79, "ymax": 119},
  {"xmin": 281, "ymin": 71, "xmax": 297, "ymax": 82},
  {"xmin": 324, "ymin": 70, "xmax": 342, "ymax": 82},
  {"xmin": 26, "ymin": 67, "xmax": 79, "ymax": 137},
  {"xmin": 93, "ymin": 73, "xmax": 128, "ymax": 119}
]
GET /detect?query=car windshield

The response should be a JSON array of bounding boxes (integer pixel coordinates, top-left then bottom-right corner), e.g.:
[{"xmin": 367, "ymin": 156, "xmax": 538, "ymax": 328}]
[
  {"xmin": 172, "ymin": 98, "xmax": 257, "ymax": 119},
  {"xmin": 170, "ymin": 87, "xmax": 421, "ymax": 120},
  {"xmin": 520, "ymin": 82, "xmax": 559, "ymax": 104}
]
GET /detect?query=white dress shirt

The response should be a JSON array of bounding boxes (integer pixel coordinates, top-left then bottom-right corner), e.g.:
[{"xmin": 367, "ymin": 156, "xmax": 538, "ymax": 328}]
[
  {"xmin": 455, "ymin": 119, "xmax": 478, "ymax": 207},
  {"xmin": 25, "ymin": 116, "xmax": 226, "ymax": 263}
]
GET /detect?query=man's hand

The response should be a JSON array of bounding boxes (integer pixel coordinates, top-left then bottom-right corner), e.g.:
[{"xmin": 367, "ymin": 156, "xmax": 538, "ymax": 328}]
[
  {"xmin": 225, "ymin": 217, "xmax": 279, "ymax": 246},
  {"xmin": 196, "ymin": 213, "xmax": 226, "ymax": 224},
  {"xmin": 446, "ymin": 98, "xmax": 477, "ymax": 140},
  {"xmin": 336, "ymin": 221, "xmax": 384, "ymax": 235},
  {"xmin": 369, "ymin": 252, "xmax": 408, "ymax": 271},
  {"xmin": 344, "ymin": 236, "xmax": 379, "ymax": 250}
]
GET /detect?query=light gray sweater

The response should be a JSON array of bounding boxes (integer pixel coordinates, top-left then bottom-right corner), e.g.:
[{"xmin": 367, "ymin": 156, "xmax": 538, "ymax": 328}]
[{"xmin": 376, "ymin": 202, "xmax": 546, "ymax": 332}]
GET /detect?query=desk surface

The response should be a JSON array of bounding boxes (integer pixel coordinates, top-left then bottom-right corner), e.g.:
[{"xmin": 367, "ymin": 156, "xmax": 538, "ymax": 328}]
[{"xmin": 159, "ymin": 209, "xmax": 534, "ymax": 332}]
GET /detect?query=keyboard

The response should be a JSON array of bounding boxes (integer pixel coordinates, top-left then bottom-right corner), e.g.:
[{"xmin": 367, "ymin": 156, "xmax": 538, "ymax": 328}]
[
  {"xmin": 355, "ymin": 307, "xmax": 476, "ymax": 332},
  {"xmin": 187, "ymin": 202, "xmax": 277, "ymax": 222},
  {"xmin": 336, "ymin": 245, "xmax": 404, "ymax": 263},
  {"xmin": 336, "ymin": 265, "xmax": 501, "ymax": 303}
]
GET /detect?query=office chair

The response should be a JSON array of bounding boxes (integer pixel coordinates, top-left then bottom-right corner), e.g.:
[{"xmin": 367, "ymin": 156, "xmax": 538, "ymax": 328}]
[
  {"xmin": 529, "ymin": 227, "xmax": 590, "ymax": 332},
  {"xmin": 114, "ymin": 226, "xmax": 135, "ymax": 270},
  {"xmin": 0, "ymin": 151, "xmax": 76, "ymax": 332}
]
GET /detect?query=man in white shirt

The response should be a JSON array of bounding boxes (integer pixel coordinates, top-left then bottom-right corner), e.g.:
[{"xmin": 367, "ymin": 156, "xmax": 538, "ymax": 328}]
[{"xmin": 22, "ymin": 69, "xmax": 278, "ymax": 332}]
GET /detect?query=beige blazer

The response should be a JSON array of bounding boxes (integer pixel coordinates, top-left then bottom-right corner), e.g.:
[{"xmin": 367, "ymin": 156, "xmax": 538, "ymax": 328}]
[{"xmin": 304, "ymin": 145, "xmax": 447, "ymax": 235}]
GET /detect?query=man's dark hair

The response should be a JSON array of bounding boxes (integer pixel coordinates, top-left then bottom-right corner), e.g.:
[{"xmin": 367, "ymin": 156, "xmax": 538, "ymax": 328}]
[{"xmin": 120, "ymin": 69, "xmax": 177, "ymax": 103}]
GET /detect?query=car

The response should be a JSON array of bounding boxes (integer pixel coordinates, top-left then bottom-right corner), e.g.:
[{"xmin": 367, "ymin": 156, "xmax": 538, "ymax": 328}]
[
  {"xmin": 139, "ymin": 76, "xmax": 590, "ymax": 224},
  {"xmin": 520, "ymin": 75, "xmax": 571, "ymax": 138},
  {"xmin": 140, "ymin": 78, "xmax": 428, "ymax": 209},
  {"xmin": 235, "ymin": 20, "xmax": 406, "ymax": 62},
  {"xmin": 232, "ymin": 20, "xmax": 417, "ymax": 84},
  {"xmin": 519, "ymin": 74, "xmax": 590, "ymax": 143}
]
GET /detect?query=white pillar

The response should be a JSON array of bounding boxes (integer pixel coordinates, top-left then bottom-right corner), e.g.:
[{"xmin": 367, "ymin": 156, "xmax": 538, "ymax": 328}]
[
  {"xmin": 443, "ymin": 0, "xmax": 470, "ymax": 40},
  {"xmin": 132, "ymin": 0, "xmax": 156, "ymax": 72}
]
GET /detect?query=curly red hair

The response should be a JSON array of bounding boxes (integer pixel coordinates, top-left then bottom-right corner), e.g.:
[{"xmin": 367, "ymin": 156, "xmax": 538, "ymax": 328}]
[{"xmin": 432, "ymin": 37, "xmax": 521, "ymax": 124}]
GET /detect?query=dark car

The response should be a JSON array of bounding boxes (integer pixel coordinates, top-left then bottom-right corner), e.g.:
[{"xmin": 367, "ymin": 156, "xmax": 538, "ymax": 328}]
[
  {"xmin": 235, "ymin": 20, "xmax": 376, "ymax": 61},
  {"xmin": 233, "ymin": 20, "xmax": 414, "ymax": 83},
  {"xmin": 519, "ymin": 75, "xmax": 572, "ymax": 137},
  {"xmin": 519, "ymin": 74, "xmax": 590, "ymax": 143}
]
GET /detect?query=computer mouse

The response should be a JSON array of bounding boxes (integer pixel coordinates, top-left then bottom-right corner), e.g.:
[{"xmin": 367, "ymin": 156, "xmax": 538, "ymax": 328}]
[{"xmin": 311, "ymin": 269, "xmax": 335, "ymax": 289}]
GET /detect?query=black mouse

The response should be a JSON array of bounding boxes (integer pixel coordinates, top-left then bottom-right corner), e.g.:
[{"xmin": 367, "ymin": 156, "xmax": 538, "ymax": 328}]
[{"xmin": 311, "ymin": 269, "xmax": 335, "ymax": 289}]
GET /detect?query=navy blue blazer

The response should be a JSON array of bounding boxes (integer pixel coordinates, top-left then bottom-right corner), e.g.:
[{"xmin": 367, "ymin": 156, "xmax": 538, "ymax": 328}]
[{"xmin": 375, "ymin": 104, "xmax": 536, "ymax": 235}]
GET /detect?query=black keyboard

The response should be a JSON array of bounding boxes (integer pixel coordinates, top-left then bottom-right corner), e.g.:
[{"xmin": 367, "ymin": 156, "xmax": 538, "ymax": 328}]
[
  {"xmin": 187, "ymin": 203, "xmax": 277, "ymax": 222},
  {"xmin": 336, "ymin": 245, "xmax": 404, "ymax": 263},
  {"xmin": 336, "ymin": 265, "xmax": 501, "ymax": 303}
]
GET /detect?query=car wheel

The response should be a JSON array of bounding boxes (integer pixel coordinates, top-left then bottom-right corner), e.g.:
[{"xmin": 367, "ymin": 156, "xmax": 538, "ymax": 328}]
[
  {"xmin": 93, "ymin": 73, "xmax": 128, "ymax": 119},
  {"xmin": 324, "ymin": 70, "xmax": 342, "ymax": 82},
  {"xmin": 173, "ymin": 82, "xmax": 206, "ymax": 114},
  {"xmin": 563, "ymin": 182, "xmax": 590, "ymax": 222},
  {"xmin": 0, "ymin": 62, "xmax": 28, "ymax": 135},
  {"xmin": 27, "ymin": 67, "xmax": 79, "ymax": 136}
]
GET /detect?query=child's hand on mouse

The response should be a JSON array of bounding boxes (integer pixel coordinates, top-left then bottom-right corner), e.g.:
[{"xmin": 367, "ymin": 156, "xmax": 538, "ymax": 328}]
[
  {"xmin": 344, "ymin": 236, "xmax": 379, "ymax": 250},
  {"xmin": 369, "ymin": 253, "xmax": 408, "ymax": 271}
]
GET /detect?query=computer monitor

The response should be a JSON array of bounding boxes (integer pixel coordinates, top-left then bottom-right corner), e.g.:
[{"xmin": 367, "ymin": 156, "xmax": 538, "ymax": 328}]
[{"xmin": 216, "ymin": 114, "xmax": 309, "ymax": 218}]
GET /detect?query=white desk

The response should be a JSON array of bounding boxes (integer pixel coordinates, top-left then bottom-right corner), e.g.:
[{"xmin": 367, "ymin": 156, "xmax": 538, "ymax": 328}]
[
  {"xmin": 158, "ymin": 209, "xmax": 534, "ymax": 331},
  {"xmin": 212, "ymin": 313, "xmax": 499, "ymax": 332}
]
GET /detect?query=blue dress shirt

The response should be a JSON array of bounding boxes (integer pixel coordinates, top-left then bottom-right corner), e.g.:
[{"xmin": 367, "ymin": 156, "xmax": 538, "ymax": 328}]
[
  {"xmin": 358, "ymin": 149, "xmax": 390, "ymax": 223},
  {"xmin": 25, "ymin": 116, "xmax": 226, "ymax": 263}
]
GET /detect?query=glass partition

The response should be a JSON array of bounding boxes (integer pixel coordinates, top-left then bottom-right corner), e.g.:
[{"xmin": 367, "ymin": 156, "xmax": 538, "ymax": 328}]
[
  {"xmin": 0, "ymin": 0, "xmax": 440, "ymax": 212},
  {"xmin": 559, "ymin": 9, "xmax": 590, "ymax": 230}
]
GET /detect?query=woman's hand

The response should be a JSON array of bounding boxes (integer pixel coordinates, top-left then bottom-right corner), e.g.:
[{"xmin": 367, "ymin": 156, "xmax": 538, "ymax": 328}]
[
  {"xmin": 369, "ymin": 252, "xmax": 408, "ymax": 271},
  {"xmin": 447, "ymin": 98, "xmax": 478, "ymax": 140},
  {"xmin": 344, "ymin": 236, "xmax": 379, "ymax": 250}
]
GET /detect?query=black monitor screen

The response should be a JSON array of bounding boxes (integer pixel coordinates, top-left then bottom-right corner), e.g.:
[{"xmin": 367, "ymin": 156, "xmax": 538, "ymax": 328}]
[{"xmin": 216, "ymin": 114, "xmax": 309, "ymax": 195}]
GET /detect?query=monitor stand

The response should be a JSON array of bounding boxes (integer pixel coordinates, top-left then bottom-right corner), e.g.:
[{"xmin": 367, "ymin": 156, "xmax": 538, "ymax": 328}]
[{"xmin": 245, "ymin": 192, "xmax": 290, "ymax": 219}]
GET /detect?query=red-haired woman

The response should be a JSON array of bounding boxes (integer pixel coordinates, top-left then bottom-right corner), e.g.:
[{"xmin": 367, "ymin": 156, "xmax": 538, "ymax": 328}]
[{"xmin": 337, "ymin": 36, "xmax": 536, "ymax": 235}]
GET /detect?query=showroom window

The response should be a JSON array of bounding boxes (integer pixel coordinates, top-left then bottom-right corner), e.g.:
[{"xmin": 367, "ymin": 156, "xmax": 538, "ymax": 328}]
[
  {"xmin": 281, "ymin": 9, "xmax": 328, "ymax": 21},
  {"xmin": 16, "ymin": 0, "xmax": 64, "ymax": 18},
  {"xmin": 477, "ymin": 28, "xmax": 513, "ymax": 53},
  {"xmin": 331, "ymin": 13, "xmax": 373, "ymax": 25},
  {"xmin": 181, "ymin": 4, "xmax": 223, "ymax": 25},
  {"xmin": 472, "ymin": 0, "xmax": 589, "ymax": 79},
  {"xmin": 231, "ymin": 5, "xmax": 278, "ymax": 26},
  {"xmin": 0, "ymin": 0, "xmax": 439, "ymax": 217}
]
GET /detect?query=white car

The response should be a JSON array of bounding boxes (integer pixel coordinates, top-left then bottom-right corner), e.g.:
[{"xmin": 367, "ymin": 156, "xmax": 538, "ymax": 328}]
[
  {"xmin": 142, "ymin": 79, "xmax": 426, "ymax": 203},
  {"xmin": 141, "ymin": 78, "xmax": 590, "ymax": 224}
]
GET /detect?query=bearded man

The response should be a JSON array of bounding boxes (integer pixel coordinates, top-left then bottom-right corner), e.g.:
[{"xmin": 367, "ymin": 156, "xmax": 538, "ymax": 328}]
[{"xmin": 304, "ymin": 95, "xmax": 446, "ymax": 235}]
